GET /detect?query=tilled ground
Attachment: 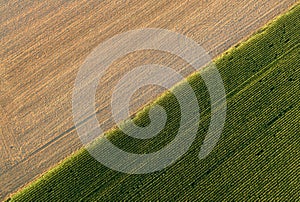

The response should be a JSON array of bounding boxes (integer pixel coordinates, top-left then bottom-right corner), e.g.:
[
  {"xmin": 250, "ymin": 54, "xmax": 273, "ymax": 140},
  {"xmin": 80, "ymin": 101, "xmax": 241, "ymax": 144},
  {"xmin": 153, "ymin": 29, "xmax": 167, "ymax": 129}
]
[{"xmin": 0, "ymin": 0, "xmax": 297, "ymax": 199}]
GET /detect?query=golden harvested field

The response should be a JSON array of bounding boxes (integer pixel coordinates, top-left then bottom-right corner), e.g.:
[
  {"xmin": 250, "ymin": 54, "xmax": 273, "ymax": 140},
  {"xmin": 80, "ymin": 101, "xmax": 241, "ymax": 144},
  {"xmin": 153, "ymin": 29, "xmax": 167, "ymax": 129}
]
[{"xmin": 0, "ymin": 0, "xmax": 297, "ymax": 199}]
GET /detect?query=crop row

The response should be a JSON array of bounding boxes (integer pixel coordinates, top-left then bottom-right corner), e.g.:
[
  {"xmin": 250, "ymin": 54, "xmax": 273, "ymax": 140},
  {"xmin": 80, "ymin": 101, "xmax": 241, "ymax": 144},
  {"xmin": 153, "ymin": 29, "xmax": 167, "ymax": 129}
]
[{"xmin": 9, "ymin": 3, "xmax": 300, "ymax": 201}]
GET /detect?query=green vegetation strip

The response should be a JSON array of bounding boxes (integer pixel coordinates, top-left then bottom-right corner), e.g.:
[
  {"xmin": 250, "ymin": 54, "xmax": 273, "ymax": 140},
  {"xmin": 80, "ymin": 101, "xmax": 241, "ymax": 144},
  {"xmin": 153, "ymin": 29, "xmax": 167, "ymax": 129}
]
[{"xmin": 9, "ymin": 4, "xmax": 300, "ymax": 201}]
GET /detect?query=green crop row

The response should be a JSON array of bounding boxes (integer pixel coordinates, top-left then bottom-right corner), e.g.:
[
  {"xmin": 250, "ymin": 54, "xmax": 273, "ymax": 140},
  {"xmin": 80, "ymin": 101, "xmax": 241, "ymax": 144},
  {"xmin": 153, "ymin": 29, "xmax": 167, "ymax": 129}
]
[{"xmin": 8, "ymin": 2, "xmax": 300, "ymax": 201}]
